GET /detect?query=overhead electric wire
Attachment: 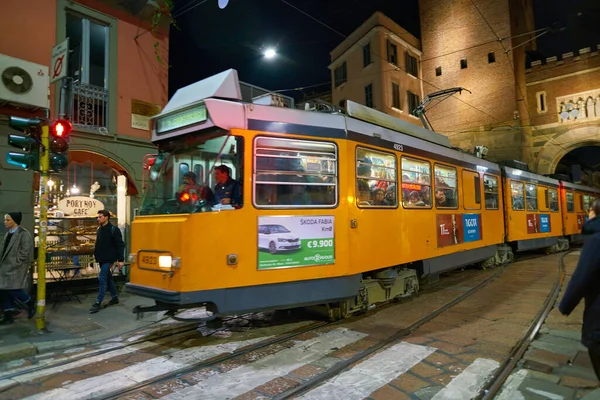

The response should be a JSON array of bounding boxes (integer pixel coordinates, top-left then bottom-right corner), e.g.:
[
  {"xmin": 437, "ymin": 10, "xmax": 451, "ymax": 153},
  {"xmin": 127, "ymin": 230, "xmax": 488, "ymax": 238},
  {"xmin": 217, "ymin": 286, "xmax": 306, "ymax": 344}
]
[{"xmin": 279, "ymin": 0, "xmax": 521, "ymax": 133}]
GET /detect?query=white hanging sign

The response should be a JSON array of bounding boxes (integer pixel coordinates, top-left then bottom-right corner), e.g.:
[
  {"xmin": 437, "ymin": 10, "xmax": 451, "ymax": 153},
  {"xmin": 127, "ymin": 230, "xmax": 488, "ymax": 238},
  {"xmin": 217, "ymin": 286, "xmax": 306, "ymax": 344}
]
[{"xmin": 57, "ymin": 196, "xmax": 105, "ymax": 217}]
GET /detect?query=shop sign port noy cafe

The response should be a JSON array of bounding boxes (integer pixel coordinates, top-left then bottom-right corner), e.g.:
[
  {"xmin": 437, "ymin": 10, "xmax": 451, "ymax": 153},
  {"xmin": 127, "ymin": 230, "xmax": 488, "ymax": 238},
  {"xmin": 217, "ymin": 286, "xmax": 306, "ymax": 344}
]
[{"xmin": 57, "ymin": 196, "xmax": 104, "ymax": 217}]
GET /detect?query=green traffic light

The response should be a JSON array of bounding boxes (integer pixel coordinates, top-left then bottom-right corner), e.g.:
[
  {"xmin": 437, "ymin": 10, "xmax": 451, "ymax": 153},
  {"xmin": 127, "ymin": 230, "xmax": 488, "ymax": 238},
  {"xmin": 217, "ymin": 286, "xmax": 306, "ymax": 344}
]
[{"xmin": 7, "ymin": 134, "xmax": 39, "ymax": 170}]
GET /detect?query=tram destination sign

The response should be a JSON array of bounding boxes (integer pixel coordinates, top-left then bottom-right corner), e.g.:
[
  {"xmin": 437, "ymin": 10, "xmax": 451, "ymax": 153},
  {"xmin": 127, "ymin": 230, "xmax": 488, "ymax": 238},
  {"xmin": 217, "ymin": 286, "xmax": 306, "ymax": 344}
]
[{"xmin": 156, "ymin": 104, "xmax": 208, "ymax": 134}]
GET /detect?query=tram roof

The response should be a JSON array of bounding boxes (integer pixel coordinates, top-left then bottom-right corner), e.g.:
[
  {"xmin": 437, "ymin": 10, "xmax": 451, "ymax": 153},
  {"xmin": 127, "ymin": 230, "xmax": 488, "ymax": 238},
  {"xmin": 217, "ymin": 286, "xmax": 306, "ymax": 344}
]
[{"xmin": 153, "ymin": 69, "xmax": 501, "ymax": 172}]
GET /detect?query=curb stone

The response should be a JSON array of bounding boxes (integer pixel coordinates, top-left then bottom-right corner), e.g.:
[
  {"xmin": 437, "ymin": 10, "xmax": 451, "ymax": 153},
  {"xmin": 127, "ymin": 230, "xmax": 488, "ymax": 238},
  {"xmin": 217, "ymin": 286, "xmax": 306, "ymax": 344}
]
[{"xmin": 0, "ymin": 343, "xmax": 37, "ymax": 362}]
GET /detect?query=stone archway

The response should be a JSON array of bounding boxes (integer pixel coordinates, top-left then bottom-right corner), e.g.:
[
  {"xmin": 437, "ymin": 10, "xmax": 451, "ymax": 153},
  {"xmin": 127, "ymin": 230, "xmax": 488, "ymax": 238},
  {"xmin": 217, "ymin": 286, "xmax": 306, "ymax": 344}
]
[
  {"xmin": 534, "ymin": 125, "xmax": 600, "ymax": 175},
  {"xmin": 69, "ymin": 150, "xmax": 139, "ymax": 195}
]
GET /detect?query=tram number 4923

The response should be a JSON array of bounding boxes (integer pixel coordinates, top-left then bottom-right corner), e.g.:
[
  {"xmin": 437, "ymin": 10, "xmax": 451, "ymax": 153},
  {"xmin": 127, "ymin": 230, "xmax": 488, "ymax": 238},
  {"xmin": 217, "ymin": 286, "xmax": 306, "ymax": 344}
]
[{"xmin": 141, "ymin": 255, "xmax": 157, "ymax": 265}]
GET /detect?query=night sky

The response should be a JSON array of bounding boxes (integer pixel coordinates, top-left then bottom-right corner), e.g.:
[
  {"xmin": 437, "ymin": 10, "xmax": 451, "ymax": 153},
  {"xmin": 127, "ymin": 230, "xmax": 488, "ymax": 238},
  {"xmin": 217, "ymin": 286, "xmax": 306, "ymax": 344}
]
[{"xmin": 168, "ymin": 0, "xmax": 600, "ymax": 99}]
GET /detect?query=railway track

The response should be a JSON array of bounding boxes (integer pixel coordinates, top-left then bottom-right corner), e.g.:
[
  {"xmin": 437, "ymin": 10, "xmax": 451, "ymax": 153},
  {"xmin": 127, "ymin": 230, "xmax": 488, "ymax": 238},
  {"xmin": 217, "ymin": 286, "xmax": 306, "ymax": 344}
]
[
  {"xmin": 100, "ymin": 258, "xmax": 514, "ymax": 399},
  {"xmin": 0, "ymin": 251, "xmax": 569, "ymax": 399},
  {"xmin": 272, "ymin": 250, "xmax": 572, "ymax": 399}
]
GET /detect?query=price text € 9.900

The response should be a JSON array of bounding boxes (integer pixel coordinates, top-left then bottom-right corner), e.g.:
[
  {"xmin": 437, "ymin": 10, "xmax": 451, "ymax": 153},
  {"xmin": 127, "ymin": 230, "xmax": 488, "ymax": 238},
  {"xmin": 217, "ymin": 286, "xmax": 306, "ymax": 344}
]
[{"xmin": 306, "ymin": 239, "xmax": 334, "ymax": 249}]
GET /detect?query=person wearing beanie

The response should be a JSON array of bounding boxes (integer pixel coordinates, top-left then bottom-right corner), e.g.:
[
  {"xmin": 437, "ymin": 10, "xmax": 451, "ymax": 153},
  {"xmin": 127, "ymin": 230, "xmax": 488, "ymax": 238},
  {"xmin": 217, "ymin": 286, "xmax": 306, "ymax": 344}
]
[{"xmin": 0, "ymin": 212, "xmax": 35, "ymax": 324}]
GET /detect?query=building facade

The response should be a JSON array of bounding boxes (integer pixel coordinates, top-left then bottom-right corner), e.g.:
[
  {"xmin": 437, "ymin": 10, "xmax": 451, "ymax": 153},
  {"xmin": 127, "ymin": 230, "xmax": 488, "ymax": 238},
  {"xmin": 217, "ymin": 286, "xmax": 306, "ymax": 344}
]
[
  {"xmin": 329, "ymin": 12, "xmax": 424, "ymax": 126},
  {"xmin": 0, "ymin": 0, "xmax": 169, "ymax": 279},
  {"xmin": 527, "ymin": 46, "xmax": 600, "ymax": 181},
  {"xmin": 419, "ymin": 0, "xmax": 535, "ymax": 164}
]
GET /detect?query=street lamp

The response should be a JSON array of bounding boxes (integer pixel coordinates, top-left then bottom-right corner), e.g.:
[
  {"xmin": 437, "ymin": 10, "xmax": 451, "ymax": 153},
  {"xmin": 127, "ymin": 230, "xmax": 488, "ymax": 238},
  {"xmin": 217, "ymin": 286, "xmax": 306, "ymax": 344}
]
[
  {"xmin": 218, "ymin": 0, "xmax": 229, "ymax": 9},
  {"xmin": 264, "ymin": 48, "xmax": 277, "ymax": 59}
]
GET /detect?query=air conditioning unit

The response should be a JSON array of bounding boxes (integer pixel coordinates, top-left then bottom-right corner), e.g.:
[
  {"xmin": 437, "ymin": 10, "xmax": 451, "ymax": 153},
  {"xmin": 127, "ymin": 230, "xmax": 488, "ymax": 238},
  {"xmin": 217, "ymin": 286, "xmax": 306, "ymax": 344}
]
[{"xmin": 0, "ymin": 53, "xmax": 49, "ymax": 109}]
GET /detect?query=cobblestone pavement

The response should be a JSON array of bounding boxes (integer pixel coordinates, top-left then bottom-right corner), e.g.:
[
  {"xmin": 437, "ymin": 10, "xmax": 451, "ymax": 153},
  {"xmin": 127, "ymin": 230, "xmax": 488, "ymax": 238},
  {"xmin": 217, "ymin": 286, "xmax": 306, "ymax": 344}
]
[
  {"xmin": 0, "ymin": 253, "xmax": 596, "ymax": 399},
  {"xmin": 495, "ymin": 251, "xmax": 600, "ymax": 400}
]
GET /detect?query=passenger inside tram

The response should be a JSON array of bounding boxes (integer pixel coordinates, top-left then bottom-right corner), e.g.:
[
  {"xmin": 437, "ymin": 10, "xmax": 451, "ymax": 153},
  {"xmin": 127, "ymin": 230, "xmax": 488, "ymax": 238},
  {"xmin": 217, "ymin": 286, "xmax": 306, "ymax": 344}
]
[{"xmin": 435, "ymin": 188, "xmax": 457, "ymax": 208}]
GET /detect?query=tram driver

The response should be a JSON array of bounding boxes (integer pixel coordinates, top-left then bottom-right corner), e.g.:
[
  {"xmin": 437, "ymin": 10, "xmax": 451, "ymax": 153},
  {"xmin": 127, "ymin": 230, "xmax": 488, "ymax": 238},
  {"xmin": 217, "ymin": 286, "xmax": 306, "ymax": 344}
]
[
  {"xmin": 176, "ymin": 172, "xmax": 215, "ymax": 206},
  {"xmin": 214, "ymin": 165, "xmax": 243, "ymax": 207}
]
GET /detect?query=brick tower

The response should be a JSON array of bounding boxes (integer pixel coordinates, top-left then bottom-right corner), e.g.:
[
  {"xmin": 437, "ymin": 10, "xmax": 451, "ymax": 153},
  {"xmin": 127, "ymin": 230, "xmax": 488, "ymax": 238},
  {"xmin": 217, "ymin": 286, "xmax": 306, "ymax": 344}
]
[{"xmin": 419, "ymin": 0, "xmax": 536, "ymax": 164}]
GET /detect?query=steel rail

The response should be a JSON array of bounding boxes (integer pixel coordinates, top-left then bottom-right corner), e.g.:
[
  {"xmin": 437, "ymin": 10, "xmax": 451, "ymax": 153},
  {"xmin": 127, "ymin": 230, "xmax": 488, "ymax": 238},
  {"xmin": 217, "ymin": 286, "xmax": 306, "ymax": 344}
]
[{"xmin": 477, "ymin": 250, "xmax": 571, "ymax": 399}]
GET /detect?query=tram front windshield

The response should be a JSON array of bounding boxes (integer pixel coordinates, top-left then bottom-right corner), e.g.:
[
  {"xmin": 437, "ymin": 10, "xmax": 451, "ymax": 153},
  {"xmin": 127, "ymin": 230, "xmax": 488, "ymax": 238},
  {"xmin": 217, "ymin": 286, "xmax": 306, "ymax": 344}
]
[{"xmin": 139, "ymin": 134, "xmax": 243, "ymax": 215}]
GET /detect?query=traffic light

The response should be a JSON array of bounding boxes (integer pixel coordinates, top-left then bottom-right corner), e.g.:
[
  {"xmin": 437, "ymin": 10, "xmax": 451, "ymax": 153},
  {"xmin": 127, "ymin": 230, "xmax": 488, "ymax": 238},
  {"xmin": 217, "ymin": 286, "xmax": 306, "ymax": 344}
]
[
  {"xmin": 48, "ymin": 119, "xmax": 72, "ymax": 172},
  {"xmin": 7, "ymin": 117, "xmax": 42, "ymax": 170}
]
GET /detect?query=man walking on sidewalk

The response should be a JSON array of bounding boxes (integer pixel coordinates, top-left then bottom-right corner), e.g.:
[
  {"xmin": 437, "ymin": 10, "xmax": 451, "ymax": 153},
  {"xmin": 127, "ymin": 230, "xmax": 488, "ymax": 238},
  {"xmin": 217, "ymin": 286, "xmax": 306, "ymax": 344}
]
[
  {"xmin": 559, "ymin": 198, "xmax": 600, "ymax": 381},
  {"xmin": 90, "ymin": 210, "xmax": 125, "ymax": 314},
  {"xmin": 0, "ymin": 212, "xmax": 35, "ymax": 324}
]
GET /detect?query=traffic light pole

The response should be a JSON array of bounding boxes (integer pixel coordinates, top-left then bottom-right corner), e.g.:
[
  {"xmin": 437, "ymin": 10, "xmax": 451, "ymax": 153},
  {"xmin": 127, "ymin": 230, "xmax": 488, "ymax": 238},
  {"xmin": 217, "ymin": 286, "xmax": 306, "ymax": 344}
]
[{"xmin": 36, "ymin": 124, "xmax": 50, "ymax": 331}]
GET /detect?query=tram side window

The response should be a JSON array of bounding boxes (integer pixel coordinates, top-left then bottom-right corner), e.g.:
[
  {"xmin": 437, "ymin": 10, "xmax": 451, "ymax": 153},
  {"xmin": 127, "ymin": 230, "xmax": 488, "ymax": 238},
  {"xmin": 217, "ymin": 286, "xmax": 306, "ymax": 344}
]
[
  {"xmin": 549, "ymin": 189, "xmax": 559, "ymax": 212},
  {"xmin": 434, "ymin": 165, "xmax": 458, "ymax": 208},
  {"xmin": 566, "ymin": 192, "xmax": 574, "ymax": 212},
  {"xmin": 254, "ymin": 137, "xmax": 337, "ymax": 208},
  {"xmin": 356, "ymin": 147, "xmax": 397, "ymax": 207},
  {"xmin": 526, "ymin": 183, "xmax": 538, "ymax": 211},
  {"xmin": 511, "ymin": 181, "xmax": 525, "ymax": 210},
  {"xmin": 584, "ymin": 195, "xmax": 591, "ymax": 212},
  {"xmin": 401, "ymin": 157, "xmax": 431, "ymax": 208},
  {"xmin": 484, "ymin": 175, "xmax": 499, "ymax": 209}
]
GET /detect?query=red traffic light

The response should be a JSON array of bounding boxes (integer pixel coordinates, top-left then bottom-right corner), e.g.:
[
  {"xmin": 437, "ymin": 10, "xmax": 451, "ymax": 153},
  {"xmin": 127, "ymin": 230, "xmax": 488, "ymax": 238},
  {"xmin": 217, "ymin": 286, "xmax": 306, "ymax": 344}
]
[{"xmin": 50, "ymin": 119, "xmax": 73, "ymax": 138}]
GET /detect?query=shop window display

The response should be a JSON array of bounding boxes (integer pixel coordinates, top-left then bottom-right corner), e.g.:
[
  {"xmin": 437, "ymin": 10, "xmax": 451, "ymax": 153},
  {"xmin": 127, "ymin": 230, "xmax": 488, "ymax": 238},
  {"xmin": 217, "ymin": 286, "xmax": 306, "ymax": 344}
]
[{"xmin": 33, "ymin": 158, "xmax": 122, "ymax": 282}]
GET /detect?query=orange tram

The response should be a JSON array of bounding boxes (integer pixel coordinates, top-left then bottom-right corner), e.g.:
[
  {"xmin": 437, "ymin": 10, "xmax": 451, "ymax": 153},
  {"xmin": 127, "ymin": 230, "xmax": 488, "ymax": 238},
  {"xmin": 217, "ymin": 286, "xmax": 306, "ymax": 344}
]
[{"xmin": 126, "ymin": 70, "xmax": 600, "ymax": 320}]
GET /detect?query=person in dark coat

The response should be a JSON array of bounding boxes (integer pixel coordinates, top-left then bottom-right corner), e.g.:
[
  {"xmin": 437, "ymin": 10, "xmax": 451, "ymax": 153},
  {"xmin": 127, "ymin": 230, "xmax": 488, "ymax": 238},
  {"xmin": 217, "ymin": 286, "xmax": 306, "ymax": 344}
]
[
  {"xmin": 90, "ymin": 210, "xmax": 125, "ymax": 313},
  {"xmin": 559, "ymin": 198, "xmax": 600, "ymax": 380},
  {"xmin": 0, "ymin": 212, "xmax": 35, "ymax": 324}
]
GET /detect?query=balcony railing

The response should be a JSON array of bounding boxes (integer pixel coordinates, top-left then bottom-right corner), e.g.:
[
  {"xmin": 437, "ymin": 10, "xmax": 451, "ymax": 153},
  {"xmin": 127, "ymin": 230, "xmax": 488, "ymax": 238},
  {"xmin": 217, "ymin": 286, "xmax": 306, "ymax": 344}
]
[
  {"xmin": 556, "ymin": 88, "xmax": 600, "ymax": 123},
  {"xmin": 68, "ymin": 81, "xmax": 109, "ymax": 131}
]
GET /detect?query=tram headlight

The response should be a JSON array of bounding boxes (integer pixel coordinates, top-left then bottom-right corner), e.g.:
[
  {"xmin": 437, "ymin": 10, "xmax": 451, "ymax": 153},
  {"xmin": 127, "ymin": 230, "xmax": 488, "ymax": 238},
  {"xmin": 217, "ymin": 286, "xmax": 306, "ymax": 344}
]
[
  {"xmin": 158, "ymin": 255, "xmax": 172, "ymax": 268},
  {"xmin": 128, "ymin": 253, "xmax": 136, "ymax": 263},
  {"xmin": 158, "ymin": 255, "xmax": 181, "ymax": 269}
]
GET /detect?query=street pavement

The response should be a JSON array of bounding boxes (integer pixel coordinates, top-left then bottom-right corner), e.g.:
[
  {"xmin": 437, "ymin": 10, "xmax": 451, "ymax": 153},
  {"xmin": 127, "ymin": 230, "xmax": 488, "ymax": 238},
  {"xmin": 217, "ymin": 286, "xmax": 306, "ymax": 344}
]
[
  {"xmin": 0, "ymin": 252, "xmax": 597, "ymax": 399},
  {"xmin": 0, "ymin": 288, "xmax": 188, "ymax": 362}
]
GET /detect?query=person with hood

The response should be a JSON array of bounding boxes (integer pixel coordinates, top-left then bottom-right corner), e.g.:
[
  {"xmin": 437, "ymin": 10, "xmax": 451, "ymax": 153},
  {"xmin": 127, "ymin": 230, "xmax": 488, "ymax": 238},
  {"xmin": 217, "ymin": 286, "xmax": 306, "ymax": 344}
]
[
  {"xmin": 559, "ymin": 198, "xmax": 600, "ymax": 380},
  {"xmin": 0, "ymin": 212, "xmax": 35, "ymax": 324}
]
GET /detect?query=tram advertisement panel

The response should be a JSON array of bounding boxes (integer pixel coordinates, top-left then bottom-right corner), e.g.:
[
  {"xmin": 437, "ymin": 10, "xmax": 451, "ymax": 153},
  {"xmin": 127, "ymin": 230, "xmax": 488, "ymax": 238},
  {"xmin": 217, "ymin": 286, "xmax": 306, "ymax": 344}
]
[
  {"xmin": 526, "ymin": 214, "xmax": 551, "ymax": 234},
  {"xmin": 436, "ymin": 213, "xmax": 482, "ymax": 248},
  {"xmin": 257, "ymin": 215, "xmax": 335, "ymax": 270}
]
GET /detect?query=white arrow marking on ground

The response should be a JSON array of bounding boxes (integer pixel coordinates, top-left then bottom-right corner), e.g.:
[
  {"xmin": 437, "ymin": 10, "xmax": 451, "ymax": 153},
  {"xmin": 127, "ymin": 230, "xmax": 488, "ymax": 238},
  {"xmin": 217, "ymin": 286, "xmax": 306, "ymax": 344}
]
[
  {"xmin": 162, "ymin": 328, "xmax": 368, "ymax": 400},
  {"xmin": 297, "ymin": 341, "xmax": 437, "ymax": 400},
  {"xmin": 22, "ymin": 336, "xmax": 271, "ymax": 400},
  {"xmin": 431, "ymin": 358, "xmax": 499, "ymax": 400}
]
